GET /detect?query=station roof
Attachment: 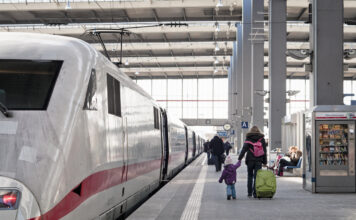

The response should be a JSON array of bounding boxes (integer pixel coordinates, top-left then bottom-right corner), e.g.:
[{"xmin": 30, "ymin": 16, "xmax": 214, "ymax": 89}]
[{"xmin": 0, "ymin": 0, "xmax": 356, "ymax": 79}]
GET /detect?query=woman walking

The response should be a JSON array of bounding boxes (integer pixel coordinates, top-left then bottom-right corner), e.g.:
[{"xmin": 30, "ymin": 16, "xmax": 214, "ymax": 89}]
[{"xmin": 237, "ymin": 126, "xmax": 267, "ymax": 198}]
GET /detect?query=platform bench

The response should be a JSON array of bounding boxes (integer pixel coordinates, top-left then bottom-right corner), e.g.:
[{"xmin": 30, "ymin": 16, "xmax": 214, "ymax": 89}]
[{"xmin": 285, "ymin": 157, "xmax": 302, "ymax": 169}]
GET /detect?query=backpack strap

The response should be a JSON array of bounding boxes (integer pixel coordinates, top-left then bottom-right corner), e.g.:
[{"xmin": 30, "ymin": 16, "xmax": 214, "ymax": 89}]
[{"xmin": 244, "ymin": 141, "xmax": 255, "ymax": 153}]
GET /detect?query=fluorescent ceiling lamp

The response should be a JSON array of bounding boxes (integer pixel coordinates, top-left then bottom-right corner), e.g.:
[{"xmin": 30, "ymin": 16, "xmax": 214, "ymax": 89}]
[
  {"xmin": 135, "ymin": 71, "xmax": 140, "ymax": 75},
  {"xmin": 215, "ymin": 23, "xmax": 220, "ymax": 32},
  {"xmin": 216, "ymin": 0, "xmax": 223, "ymax": 7},
  {"xmin": 125, "ymin": 60, "xmax": 129, "ymax": 66},
  {"xmin": 214, "ymin": 68, "xmax": 218, "ymax": 73},
  {"xmin": 215, "ymin": 44, "xmax": 220, "ymax": 52},
  {"xmin": 65, "ymin": 0, "xmax": 71, "ymax": 10},
  {"xmin": 214, "ymin": 59, "xmax": 219, "ymax": 64}
]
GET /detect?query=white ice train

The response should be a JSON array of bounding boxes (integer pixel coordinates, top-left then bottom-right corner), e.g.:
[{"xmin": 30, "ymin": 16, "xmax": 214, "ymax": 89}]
[{"xmin": 0, "ymin": 33, "xmax": 204, "ymax": 220}]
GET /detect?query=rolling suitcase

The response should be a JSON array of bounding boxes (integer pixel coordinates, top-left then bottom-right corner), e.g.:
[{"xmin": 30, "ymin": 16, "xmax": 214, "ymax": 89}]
[{"xmin": 255, "ymin": 169, "xmax": 276, "ymax": 199}]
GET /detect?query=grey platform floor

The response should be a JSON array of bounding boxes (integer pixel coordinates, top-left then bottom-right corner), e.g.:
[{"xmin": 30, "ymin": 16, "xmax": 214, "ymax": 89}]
[{"xmin": 128, "ymin": 154, "xmax": 356, "ymax": 220}]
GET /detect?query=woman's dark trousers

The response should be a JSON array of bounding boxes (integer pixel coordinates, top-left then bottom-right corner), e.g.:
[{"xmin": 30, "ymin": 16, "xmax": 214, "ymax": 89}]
[
  {"xmin": 247, "ymin": 161, "xmax": 262, "ymax": 196},
  {"xmin": 214, "ymin": 155, "xmax": 222, "ymax": 171},
  {"xmin": 278, "ymin": 159, "xmax": 293, "ymax": 175}
]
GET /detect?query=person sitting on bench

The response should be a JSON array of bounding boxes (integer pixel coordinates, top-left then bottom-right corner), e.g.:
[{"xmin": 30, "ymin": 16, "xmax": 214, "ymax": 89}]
[{"xmin": 277, "ymin": 146, "xmax": 302, "ymax": 176}]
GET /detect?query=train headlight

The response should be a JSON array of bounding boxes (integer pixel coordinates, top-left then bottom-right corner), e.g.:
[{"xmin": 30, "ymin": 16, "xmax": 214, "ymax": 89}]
[{"xmin": 0, "ymin": 189, "xmax": 20, "ymax": 210}]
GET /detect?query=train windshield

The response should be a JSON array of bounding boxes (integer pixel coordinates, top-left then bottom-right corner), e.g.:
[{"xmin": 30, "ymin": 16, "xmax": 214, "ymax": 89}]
[{"xmin": 0, "ymin": 60, "xmax": 63, "ymax": 110}]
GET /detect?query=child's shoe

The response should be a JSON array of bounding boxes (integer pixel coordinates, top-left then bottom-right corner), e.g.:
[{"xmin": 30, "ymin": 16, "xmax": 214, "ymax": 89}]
[
  {"xmin": 232, "ymin": 197, "xmax": 236, "ymax": 200},
  {"xmin": 227, "ymin": 195, "xmax": 231, "ymax": 200}
]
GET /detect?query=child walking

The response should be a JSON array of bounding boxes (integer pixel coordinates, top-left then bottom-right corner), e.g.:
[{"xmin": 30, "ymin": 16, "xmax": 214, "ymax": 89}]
[{"xmin": 218, "ymin": 156, "xmax": 241, "ymax": 200}]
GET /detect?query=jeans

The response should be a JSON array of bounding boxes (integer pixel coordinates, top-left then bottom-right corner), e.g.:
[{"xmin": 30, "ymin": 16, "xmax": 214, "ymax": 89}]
[
  {"xmin": 207, "ymin": 151, "xmax": 211, "ymax": 160},
  {"xmin": 226, "ymin": 184, "xmax": 236, "ymax": 198},
  {"xmin": 213, "ymin": 155, "xmax": 222, "ymax": 171},
  {"xmin": 247, "ymin": 161, "xmax": 262, "ymax": 196}
]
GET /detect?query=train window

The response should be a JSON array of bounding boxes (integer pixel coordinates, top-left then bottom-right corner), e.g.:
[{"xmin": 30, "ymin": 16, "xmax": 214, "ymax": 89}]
[
  {"xmin": 0, "ymin": 59, "xmax": 62, "ymax": 110},
  {"xmin": 107, "ymin": 74, "xmax": 122, "ymax": 117},
  {"xmin": 83, "ymin": 69, "xmax": 97, "ymax": 110},
  {"xmin": 153, "ymin": 107, "xmax": 159, "ymax": 129}
]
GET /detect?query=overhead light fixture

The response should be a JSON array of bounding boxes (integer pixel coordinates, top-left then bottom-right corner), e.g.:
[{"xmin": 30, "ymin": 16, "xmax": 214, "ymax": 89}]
[
  {"xmin": 286, "ymin": 90, "xmax": 300, "ymax": 96},
  {"xmin": 215, "ymin": 22, "xmax": 220, "ymax": 32},
  {"xmin": 214, "ymin": 68, "xmax": 218, "ymax": 74},
  {"xmin": 65, "ymin": 0, "xmax": 71, "ymax": 10},
  {"xmin": 135, "ymin": 71, "xmax": 140, "ymax": 75},
  {"xmin": 125, "ymin": 60, "xmax": 129, "ymax": 66},
  {"xmin": 216, "ymin": 0, "xmax": 223, "ymax": 7},
  {"xmin": 215, "ymin": 43, "xmax": 220, "ymax": 52},
  {"xmin": 255, "ymin": 90, "xmax": 269, "ymax": 96},
  {"xmin": 214, "ymin": 58, "xmax": 219, "ymax": 64}
]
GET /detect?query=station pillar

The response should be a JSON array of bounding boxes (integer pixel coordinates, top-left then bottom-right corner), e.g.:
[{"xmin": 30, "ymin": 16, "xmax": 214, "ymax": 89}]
[
  {"xmin": 251, "ymin": 0, "xmax": 265, "ymax": 131},
  {"xmin": 310, "ymin": 0, "xmax": 344, "ymax": 106},
  {"xmin": 229, "ymin": 42, "xmax": 237, "ymax": 146},
  {"xmin": 228, "ymin": 65, "xmax": 232, "ymax": 121},
  {"xmin": 242, "ymin": 0, "xmax": 252, "ymax": 140},
  {"xmin": 268, "ymin": 0, "xmax": 286, "ymax": 150},
  {"xmin": 235, "ymin": 23, "xmax": 243, "ymax": 150}
]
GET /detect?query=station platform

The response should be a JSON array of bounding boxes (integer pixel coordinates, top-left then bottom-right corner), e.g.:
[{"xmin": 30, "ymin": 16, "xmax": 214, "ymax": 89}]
[{"xmin": 128, "ymin": 154, "xmax": 356, "ymax": 220}]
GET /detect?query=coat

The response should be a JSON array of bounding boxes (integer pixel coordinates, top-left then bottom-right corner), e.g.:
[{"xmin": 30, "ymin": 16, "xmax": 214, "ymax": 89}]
[
  {"xmin": 238, "ymin": 132, "xmax": 267, "ymax": 165},
  {"xmin": 203, "ymin": 141, "xmax": 210, "ymax": 152},
  {"xmin": 209, "ymin": 136, "xmax": 224, "ymax": 156},
  {"xmin": 218, "ymin": 162, "xmax": 240, "ymax": 185}
]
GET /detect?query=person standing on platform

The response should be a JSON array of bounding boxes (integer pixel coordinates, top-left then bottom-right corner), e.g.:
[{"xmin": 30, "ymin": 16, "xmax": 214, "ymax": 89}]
[
  {"xmin": 210, "ymin": 135, "xmax": 225, "ymax": 172},
  {"xmin": 224, "ymin": 141, "xmax": 232, "ymax": 155},
  {"xmin": 204, "ymin": 140, "xmax": 211, "ymax": 160},
  {"xmin": 237, "ymin": 126, "xmax": 267, "ymax": 198}
]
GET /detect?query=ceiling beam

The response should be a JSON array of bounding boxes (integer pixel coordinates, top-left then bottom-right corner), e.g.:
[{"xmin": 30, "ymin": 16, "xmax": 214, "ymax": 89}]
[
  {"xmin": 297, "ymin": 8, "xmax": 307, "ymax": 20},
  {"xmin": 91, "ymin": 10, "xmax": 103, "ymax": 22},
  {"xmin": 122, "ymin": 9, "xmax": 131, "ymax": 22}
]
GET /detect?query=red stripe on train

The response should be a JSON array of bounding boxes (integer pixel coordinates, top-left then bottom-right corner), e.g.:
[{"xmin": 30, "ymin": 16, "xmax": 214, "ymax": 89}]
[
  {"xmin": 28, "ymin": 152, "xmax": 185, "ymax": 220},
  {"xmin": 316, "ymin": 117, "xmax": 347, "ymax": 119}
]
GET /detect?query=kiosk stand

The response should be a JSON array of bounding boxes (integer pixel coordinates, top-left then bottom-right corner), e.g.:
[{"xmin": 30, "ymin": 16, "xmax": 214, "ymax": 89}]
[{"xmin": 303, "ymin": 106, "xmax": 356, "ymax": 193}]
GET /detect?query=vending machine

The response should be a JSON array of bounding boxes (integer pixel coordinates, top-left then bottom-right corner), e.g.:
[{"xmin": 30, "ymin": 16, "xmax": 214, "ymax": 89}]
[{"xmin": 303, "ymin": 105, "xmax": 356, "ymax": 193}]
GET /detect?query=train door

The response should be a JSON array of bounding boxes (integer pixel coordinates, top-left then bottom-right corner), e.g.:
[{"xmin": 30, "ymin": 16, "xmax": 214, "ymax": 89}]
[
  {"xmin": 160, "ymin": 109, "xmax": 169, "ymax": 181},
  {"xmin": 184, "ymin": 126, "xmax": 188, "ymax": 164},
  {"xmin": 106, "ymin": 73, "xmax": 128, "ymax": 197}
]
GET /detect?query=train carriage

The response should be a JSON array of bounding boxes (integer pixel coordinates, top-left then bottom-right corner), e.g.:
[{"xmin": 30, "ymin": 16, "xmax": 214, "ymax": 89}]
[{"xmin": 0, "ymin": 33, "xmax": 202, "ymax": 220}]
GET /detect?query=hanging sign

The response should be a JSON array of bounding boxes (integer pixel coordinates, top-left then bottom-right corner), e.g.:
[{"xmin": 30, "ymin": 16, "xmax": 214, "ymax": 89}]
[{"xmin": 241, "ymin": 121, "xmax": 249, "ymax": 129}]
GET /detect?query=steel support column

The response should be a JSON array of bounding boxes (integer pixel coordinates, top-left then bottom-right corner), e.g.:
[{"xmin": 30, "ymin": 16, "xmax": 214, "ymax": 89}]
[
  {"xmin": 310, "ymin": 0, "xmax": 344, "ymax": 106},
  {"xmin": 242, "ymin": 0, "xmax": 252, "ymax": 138},
  {"xmin": 251, "ymin": 0, "xmax": 265, "ymax": 131},
  {"xmin": 268, "ymin": 0, "xmax": 286, "ymax": 150},
  {"xmin": 232, "ymin": 43, "xmax": 237, "ymax": 124},
  {"xmin": 236, "ymin": 23, "xmax": 243, "ymax": 149},
  {"xmin": 228, "ymin": 66, "xmax": 232, "ymax": 121},
  {"xmin": 231, "ymin": 42, "xmax": 239, "ymax": 147}
]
